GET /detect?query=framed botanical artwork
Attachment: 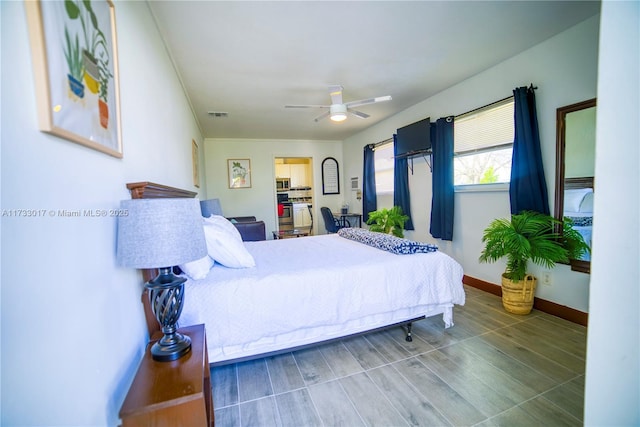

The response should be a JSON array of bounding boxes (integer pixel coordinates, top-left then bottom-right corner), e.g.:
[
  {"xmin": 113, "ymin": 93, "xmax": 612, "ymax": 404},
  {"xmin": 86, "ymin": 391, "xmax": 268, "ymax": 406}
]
[
  {"xmin": 192, "ymin": 140, "xmax": 200, "ymax": 188},
  {"xmin": 228, "ymin": 159, "xmax": 251, "ymax": 189},
  {"xmin": 25, "ymin": 0, "xmax": 123, "ymax": 158}
]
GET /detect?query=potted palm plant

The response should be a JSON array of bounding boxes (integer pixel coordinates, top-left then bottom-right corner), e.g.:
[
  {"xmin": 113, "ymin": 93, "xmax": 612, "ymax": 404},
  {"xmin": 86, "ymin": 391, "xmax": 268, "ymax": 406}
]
[
  {"xmin": 366, "ymin": 206, "xmax": 409, "ymax": 238},
  {"xmin": 479, "ymin": 210, "xmax": 589, "ymax": 314}
]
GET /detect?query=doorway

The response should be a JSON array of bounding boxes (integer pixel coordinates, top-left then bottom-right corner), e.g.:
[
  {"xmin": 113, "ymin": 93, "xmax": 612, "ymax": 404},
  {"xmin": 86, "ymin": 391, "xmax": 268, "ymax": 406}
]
[{"xmin": 275, "ymin": 157, "xmax": 314, "ymax": 234}]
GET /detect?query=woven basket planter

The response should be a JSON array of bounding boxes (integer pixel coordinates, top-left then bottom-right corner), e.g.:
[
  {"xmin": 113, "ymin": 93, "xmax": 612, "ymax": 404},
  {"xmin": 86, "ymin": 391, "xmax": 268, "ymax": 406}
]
[{"xmin": 501, "ymin": 274, "xmax": 536, "ymax": 315}]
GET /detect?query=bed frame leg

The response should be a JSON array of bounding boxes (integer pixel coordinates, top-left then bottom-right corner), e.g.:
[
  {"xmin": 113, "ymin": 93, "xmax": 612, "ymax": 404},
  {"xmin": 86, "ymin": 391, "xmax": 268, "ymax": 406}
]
[{"xmin": 405, "ymin": 322, "xmax": 413, "ymax": 342}]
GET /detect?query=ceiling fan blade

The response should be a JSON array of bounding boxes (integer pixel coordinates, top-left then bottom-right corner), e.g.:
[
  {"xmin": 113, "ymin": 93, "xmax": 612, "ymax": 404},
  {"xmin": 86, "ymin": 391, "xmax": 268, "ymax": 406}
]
[
  {"xmin": 287, "ymin": 87, "xmax": 390, "ymax": 122},
  {"xmin": 345, "ymin": 95, "xmax": 392, "ymax": 108},
  {"xmin": 348, "ymin": 109, "xmax": 370, "ymax": 119},
  {"xmin": 285, "ymin": 104, "xmax": 329, "ymax": 109},
  {"xmin": 314, "ymin": 111, "xmax": 331, "ymax": 122},
  {"xmin": 328, "ymin": 85, "xmax": 343, "ymax": 105}
]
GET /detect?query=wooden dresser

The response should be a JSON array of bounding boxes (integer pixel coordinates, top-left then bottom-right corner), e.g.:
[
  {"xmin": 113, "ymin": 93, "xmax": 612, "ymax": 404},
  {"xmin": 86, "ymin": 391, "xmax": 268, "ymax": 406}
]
[{"xmin": 119, "ymin": 324, "xmax": 214, "ymax": 426}]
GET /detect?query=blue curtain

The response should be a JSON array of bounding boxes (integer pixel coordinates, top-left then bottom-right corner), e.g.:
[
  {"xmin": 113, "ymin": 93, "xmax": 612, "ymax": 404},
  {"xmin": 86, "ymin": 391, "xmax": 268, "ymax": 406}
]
[
  {"xmin": 430, "ymin": 117, "xmax": 455, "ymax": 240},
  {"xmin": 362, "ymin": 144, "xmax": 377, "ymax": 223},
  {"xmin": 510, "ymin": 86, "xmax": 550, "ymax": 215},
  {"xmin": 393, "ymin": 135, "xmax": 415, "ymax": 230}
]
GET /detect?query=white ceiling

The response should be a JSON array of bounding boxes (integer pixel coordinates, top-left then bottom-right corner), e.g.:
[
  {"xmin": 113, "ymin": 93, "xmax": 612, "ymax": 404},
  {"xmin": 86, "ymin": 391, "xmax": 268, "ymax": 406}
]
[{"xmin": 148, "ymin": 1, "xmax": 600, "ymax": 141}]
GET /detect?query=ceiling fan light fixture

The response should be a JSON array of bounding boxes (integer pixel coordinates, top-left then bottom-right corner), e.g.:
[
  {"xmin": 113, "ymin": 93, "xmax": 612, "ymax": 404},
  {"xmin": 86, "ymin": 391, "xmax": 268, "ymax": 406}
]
[
  {"xmin": 330, "ymin": 104, "xmax": 348, "ymax": 122},
  {"xmin": 285, "ymin": 86, "xmax": 391, "ymax": 123}
]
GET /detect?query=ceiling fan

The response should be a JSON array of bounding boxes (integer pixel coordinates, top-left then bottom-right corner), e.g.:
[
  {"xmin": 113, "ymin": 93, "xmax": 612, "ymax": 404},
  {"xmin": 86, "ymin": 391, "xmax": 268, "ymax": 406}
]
[{"xmin": 285, "ymin": 85, "xmax": 392, "ymax": 122}]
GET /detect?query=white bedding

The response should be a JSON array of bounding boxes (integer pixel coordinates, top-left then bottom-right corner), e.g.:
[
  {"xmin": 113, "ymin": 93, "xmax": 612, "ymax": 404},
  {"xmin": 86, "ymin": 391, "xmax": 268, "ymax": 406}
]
[{"xmin": 180, "ymin": 234, "xmax": 465, "ymax": 364}]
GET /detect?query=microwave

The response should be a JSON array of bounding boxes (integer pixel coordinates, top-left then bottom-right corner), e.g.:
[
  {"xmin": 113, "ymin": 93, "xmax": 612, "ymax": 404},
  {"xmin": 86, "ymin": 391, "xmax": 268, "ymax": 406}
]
[{"xmin": 276, "ymin": 178, "xmax": 290, "ymax": 191}]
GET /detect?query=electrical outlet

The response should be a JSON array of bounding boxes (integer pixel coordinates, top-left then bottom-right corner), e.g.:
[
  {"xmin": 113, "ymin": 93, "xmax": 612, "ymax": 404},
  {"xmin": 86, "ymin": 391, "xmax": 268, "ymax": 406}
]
[{"xmin": 542, "ymin": 271, "xmax": 552, "ymax": 286}]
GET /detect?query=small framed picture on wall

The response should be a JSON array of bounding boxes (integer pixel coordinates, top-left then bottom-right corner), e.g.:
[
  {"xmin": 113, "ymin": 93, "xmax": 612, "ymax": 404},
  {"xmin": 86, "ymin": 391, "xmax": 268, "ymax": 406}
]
[
  {"xmin": 192, "ymin": 140, "xmax": 199, "ymax": 188},
  {"xmin": 228, "ymin": 159, "xmax": 251, "ymax": 189}
]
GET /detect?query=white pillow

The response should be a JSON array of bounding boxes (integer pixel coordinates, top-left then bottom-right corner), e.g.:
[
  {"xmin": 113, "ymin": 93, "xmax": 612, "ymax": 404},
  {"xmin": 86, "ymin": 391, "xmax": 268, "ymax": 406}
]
[
  {"xmin": 579, "ymin": 192, "xmax": 594, "ymax": 213},
  {"xmin": 564, "ymin": 188, "xmax": 593, "ymax": 212},
  {"xmin": 179, "ymin": 255, "xmax": 214, "ymax": 280},
  {"xmin": 202, "ymin": 215, "xmax": 255, "ymax": 268}
]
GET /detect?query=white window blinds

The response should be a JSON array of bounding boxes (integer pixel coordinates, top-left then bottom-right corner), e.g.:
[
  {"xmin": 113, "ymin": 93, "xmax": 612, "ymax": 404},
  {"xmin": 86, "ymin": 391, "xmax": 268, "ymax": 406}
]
[
  {"xmin": 454, "ymin": 97, "xmax": 514, "ymax": 155},
  {"xmin": 374, "ymin": 141, "xmax": 394, "ymax": 193}
]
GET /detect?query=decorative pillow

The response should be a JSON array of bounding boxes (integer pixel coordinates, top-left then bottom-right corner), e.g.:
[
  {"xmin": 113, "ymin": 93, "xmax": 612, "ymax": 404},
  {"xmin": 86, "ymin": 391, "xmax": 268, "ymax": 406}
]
[
  {"xmin": 179, "ymin": 255, "xmax": 214, "ymax": 280},
  {"xmin": 564, "ymin": 188, "xmax": 593, "ymax": 212},
  {"xmin": 203, "ymin": 215, "xmax": 255, "ymax": 268},
  {"xmin": 337, "ymin": 228, "xmax": 438, "ymax": 255},
  {"xmin": 565, "ymin": 216, "xmax": 593, "ymax": 227}
]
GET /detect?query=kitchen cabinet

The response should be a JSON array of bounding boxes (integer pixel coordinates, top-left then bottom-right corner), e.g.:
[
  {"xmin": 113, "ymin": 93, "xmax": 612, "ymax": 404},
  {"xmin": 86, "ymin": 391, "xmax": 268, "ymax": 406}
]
[
  {"xmin": 275, "ymin": 164, "xmax": 290, "ymax": 178},
  {"xmin": 293, "ymin": 203, "xmax": 312, "ymax": 228},
  {"xmin": 290, "ymin": 164, "xmax": 309, "ymax": 188}
]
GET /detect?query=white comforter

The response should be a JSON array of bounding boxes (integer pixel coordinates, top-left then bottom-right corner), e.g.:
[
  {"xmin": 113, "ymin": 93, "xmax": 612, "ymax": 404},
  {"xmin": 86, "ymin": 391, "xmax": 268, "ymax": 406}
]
[{"xmin": 180, "ymin": 234, "xmax": 465, "ymax": 363}]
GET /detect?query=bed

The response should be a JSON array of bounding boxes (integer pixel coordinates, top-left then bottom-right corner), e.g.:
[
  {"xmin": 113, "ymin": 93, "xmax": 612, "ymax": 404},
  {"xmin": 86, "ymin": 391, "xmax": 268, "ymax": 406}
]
[
  {"xmin": 563, "ymin": 177, "xmax": 594, "ymax": 261},
  {"xmin": 127, "ymin": 182, "xmax": 465, "ymax": 365}
]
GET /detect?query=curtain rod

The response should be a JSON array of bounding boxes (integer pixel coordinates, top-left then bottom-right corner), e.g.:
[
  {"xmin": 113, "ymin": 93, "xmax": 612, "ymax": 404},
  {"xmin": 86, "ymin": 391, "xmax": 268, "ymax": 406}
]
[
  {"xmin": 368, "ymin": 84, "xmax": 537, "ymax": 146},
  {"xmin": 369, "ymin": 137, "xmax": 393, "ymax": 149},
  {"xmin": 456, "ymin": 95, "xmax": 513, "ymax": 119},
  {"xmin": 455, "ymin": 83, "xmax": 537, "ymax": 119}
]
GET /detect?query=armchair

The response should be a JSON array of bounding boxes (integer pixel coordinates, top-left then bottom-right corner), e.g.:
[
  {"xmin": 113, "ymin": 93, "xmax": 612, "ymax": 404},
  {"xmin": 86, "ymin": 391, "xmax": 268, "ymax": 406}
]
[
  {"xmin": 200, "ymin": 199, "xmax": 266, "ymax": 241},
  {"xmin": 227, "ymin": 216, "xmax": 266, "ymax": 242}
]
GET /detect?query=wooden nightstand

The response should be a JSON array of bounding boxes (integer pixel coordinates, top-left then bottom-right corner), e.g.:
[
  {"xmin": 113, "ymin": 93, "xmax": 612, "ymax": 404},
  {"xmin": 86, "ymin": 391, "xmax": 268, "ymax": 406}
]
[{"xmin": 119, "ymin": 324, "xmax": 214, "ymax": 427}]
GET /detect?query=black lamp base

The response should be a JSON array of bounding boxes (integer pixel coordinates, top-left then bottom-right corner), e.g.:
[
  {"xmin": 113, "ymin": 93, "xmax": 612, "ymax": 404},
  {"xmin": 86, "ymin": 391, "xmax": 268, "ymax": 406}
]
[
  {"xmin": 150, "ymin": 332, "xmax": 192, "ymax": 362},
  {"xmin": 147, "ymin": 267, "xmax": 191, "ymax": 362}
]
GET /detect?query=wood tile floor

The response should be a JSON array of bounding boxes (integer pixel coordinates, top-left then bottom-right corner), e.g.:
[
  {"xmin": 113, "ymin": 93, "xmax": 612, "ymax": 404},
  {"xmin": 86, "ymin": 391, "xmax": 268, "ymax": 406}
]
[{"xmin": 210, "ymin": 285, "xmax": 586, "ymax": 426}]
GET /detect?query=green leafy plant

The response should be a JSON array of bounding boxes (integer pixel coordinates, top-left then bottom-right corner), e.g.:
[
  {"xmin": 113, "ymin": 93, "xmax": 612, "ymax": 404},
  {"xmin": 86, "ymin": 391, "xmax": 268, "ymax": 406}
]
[
  {"xmin": 479, "ymin": 210, "xmax": 589, "ymax": 281},
  {"xmin": 479, "ymin": 166, "xmax": 499, "ymax": 184},
  {"xmin": 65, "ymin": 0, "xmax": 108, "ymax": 58},
  {"xmin": 561, "ymin": 217, "xmax": 592, "ymax": 260},
  {"xmin": 63, "ymin": 27, "xmax": 84, "ymax": 81},
  {"xmin": 366, "ymin": 206, "xmax": 409, "ymax": 238},
  {"xmin": 97, "ymin": 54, "xmax": 112, "ymax": 102},
  {"xmin": 231, "ymin": 162, "xmax": 247, "ymax": 179},
  {"xmin": 65, "ymin": 0, "xmax": 111, "ymax": 100}
]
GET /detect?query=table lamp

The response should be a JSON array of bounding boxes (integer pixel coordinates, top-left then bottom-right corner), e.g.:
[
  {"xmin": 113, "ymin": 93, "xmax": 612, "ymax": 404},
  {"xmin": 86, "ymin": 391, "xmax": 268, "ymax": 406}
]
[{"xmin": 116, "ymin": 198, "xmax": 207, "ymax": 361}]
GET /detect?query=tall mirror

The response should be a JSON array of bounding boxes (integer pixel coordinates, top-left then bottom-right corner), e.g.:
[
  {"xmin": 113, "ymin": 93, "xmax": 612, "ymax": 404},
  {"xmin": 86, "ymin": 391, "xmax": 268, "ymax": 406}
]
[{"xmin": 554, "ymin": 98, "xmax": 596, "ymax": 273}]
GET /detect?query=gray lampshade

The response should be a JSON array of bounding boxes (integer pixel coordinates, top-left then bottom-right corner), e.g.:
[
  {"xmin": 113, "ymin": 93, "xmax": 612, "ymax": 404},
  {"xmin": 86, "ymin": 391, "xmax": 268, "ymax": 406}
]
[
  {"xmin": 200, "ymin": 198, "xmax": 223, "ymax": 217},
  {"xmin": 116, "ymin": 198, "xmax": 207, "ymax": 269}
]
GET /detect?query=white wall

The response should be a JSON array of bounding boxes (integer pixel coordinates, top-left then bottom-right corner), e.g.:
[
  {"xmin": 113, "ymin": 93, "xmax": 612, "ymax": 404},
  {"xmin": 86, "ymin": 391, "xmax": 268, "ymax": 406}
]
[
  {"xmin": 565, "ymin": 107, "xmax": 596, "ymax": 178},
  {"xmin": 1, "ymin": 2, "xmax": 204, "ymax": 425},
  {"xmin": 204, "ymin": 138, "xmax": 343, "ymax": 236},
  {"xmin": 584, "ymin": 1, "xmax": 639, "ymax": 424},
  {"xmin": 342, "ymin": 15, "xmax": 600, "ymax": 312}
]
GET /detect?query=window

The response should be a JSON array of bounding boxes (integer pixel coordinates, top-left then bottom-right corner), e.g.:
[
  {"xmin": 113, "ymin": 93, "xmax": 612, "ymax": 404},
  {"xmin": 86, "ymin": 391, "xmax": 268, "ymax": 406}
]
[
  {"xmin": 454, "ymin": 97, "xmax": 514, "ymax": 186},
  {"xmin": 374, "ymin": 141, "xmax": 394, "ymax": 194}
]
